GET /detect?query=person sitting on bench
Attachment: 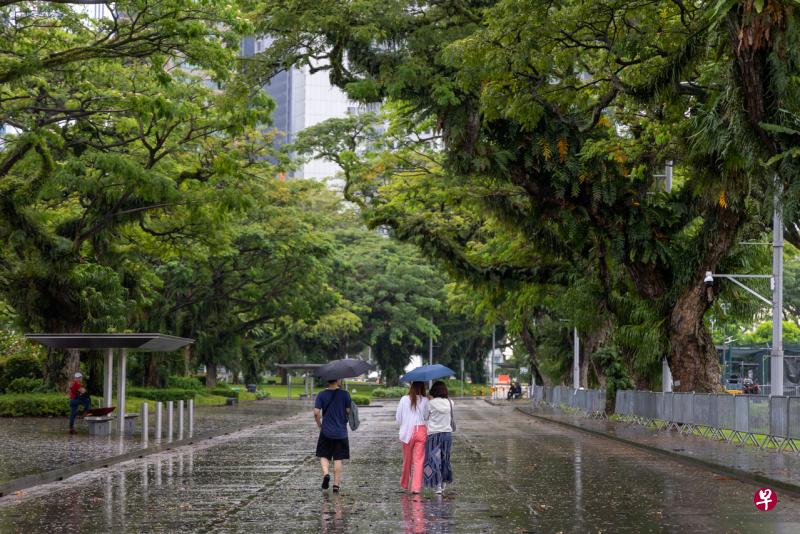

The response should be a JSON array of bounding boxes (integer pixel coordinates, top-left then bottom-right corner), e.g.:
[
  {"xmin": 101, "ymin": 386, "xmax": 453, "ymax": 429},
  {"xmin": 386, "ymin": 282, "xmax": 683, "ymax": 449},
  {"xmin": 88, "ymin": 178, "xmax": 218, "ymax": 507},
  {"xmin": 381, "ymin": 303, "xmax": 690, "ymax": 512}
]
[{"xmin": 69, "ymin": 372, "xmax": 91, "ymax": 434}]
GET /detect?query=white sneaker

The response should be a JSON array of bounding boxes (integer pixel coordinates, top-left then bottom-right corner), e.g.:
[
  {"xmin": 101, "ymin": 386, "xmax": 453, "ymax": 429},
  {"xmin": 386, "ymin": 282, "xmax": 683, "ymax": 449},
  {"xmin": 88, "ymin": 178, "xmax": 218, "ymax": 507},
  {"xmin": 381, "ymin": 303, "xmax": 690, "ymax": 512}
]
[{"xmin": 435, "ymin": 484, "xmax": 443, "ymax": 494}]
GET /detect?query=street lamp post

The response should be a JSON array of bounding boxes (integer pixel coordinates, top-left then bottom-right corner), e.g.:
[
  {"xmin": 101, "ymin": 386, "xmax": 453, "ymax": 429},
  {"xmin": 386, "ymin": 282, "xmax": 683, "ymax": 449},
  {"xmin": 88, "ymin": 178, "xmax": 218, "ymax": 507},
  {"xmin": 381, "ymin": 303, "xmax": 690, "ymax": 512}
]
[
  {"xmin": 705, "ymin": 174, "xmax": 784, "ymax": 397},
  {"xmin": 771, "ymin": 175, "xmax": 784, "ymax": 396},
  {"xmin": 573, "ymin": 328, "xmax": 580, "ymax": 390}
]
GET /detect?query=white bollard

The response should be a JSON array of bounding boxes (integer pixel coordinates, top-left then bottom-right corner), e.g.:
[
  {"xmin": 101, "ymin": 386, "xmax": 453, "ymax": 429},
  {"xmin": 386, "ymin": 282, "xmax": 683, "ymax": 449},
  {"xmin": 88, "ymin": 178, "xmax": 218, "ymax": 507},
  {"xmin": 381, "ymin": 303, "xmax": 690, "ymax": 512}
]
[
  {"xmin": 155, "ymin": 401, "xmax": 163, "ymax": 441},
  {"xmin": 141, "ymin": 402, "xmax": 149, "ymax": 446},
  {"xmin": 167, "ymin": 401, "xmax": 174, "ymax": 441},
  {"xmin": 188, "ymin": 399, "xmax": 194, "ymax": 437},
  {"xmin": 177, "ymin": 400, "xmax": 184, "ymax": 440}
]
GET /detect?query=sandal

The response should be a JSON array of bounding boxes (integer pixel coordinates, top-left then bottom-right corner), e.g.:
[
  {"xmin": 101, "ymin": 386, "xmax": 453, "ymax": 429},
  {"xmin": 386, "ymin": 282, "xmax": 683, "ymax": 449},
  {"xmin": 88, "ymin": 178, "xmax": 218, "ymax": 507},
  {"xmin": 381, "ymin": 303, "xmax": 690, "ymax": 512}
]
[
  {"xmin": 332, "ymin": 485, "xmax": 340, "ymax": 493},
  {"xmin": 321, "ymin": 474, "xmax": 330, "ymax": 490}
]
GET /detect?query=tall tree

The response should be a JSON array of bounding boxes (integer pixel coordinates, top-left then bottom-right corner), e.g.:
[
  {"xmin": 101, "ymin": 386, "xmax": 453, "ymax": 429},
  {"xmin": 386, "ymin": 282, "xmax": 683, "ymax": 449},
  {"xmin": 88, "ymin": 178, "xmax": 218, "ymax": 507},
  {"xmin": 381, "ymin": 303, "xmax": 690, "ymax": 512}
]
[{"xmin": 261, "ymin": 0, "xmax": 800, "ymax": 392}]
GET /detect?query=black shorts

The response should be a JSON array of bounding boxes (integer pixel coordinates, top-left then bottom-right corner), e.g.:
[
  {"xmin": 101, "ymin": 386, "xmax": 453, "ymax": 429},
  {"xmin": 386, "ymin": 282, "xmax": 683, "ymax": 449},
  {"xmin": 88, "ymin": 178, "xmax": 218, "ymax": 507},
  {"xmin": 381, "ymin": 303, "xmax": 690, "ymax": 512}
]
[{"xmin": 316, "ymin": 433, "xmax": 350, "ymax": 460}]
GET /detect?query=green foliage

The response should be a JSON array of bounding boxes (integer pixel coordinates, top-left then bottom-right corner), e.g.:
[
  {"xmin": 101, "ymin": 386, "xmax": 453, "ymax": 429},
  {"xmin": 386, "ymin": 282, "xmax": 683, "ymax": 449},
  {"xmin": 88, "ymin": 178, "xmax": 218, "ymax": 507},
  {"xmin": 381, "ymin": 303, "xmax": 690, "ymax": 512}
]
[
  {"xmin": 0, "ymin": 350, "xmax": 45, "ymax": 391},
  {"xmin": 350, "ymin": 395, "xmax": 371, "ymax": 406},
  {"xmin": 126, "ymin": 387, "xmax": 196, "ymax": 402},
  {"xmin": 166, "ymin": 376, "xmax": 203, "ymax": 390},
  {"xmin": 0, "ymin": 393, "xmax": 98, "ymax": 417},
  {"xmin": 6, "ymin": 377, "xmax": 46, "ymax": 394},
  {"xmin": 592, "ymin": 345, "xmax": 635, "ymax": 409},
  {"xmin": 370, "ymin": 386, "xmax": 410, "ymax": 398},
  {"xmin": 260, "ymin": 0, "xmax": 800, "ymax": 392},
  {"xmin": 206, "ymin": 386, "xmax": 239, "ymax": 399},
  {"xmin": 741, "ymin": 321, "xmax": 800, "ymax": 344}
]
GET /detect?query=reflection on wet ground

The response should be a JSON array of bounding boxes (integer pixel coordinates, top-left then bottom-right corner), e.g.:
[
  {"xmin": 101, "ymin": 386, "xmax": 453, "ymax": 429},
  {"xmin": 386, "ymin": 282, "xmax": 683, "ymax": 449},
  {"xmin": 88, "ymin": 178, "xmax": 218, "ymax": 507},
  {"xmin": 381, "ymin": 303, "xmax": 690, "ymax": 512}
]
[
  {"xmin": 0, "ymin": 401, "xmax": 799, "ymax": 532},
  {"xmin": 0, "ymin": 401, "xmax": 305, "ymax": 483}
]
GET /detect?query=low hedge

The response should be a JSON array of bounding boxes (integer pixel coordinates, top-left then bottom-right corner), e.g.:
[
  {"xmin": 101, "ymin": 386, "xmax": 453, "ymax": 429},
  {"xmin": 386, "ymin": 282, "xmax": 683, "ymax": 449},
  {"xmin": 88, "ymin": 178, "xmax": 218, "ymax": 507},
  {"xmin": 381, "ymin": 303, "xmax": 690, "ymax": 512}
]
[
  {"xmin": 0, "ymin": 393, "xmax": 98, "ymax": 417},
  {"xmin": 350, "ymin": 395, "xmax": 370, "ymax": 406},
  {"xmin": 127, "ymin": 387, "xmax": 196, "ymax": 401},
  {"xmin": 371, "ymin": 386, "xmax": 409, "ymax": 398},
  {"xmin": 166, "ymin": 376, "xmax": 203, "ymax": 390},
  {"xmin": 6, "ymin": 377, "xmax": 46, "ymax": 394},
  {"xmin": 205, "ymin": 386, "xmax": 239, "ymax": 398}
]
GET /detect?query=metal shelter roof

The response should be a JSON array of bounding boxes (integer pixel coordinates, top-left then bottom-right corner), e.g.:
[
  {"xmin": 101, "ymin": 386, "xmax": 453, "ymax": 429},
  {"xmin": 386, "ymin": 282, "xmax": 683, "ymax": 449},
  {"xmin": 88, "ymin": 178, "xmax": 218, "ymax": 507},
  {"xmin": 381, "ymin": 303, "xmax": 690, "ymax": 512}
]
[{"xmin": 25, "ymin": 333, "xmax": 193, "ymax": 352}]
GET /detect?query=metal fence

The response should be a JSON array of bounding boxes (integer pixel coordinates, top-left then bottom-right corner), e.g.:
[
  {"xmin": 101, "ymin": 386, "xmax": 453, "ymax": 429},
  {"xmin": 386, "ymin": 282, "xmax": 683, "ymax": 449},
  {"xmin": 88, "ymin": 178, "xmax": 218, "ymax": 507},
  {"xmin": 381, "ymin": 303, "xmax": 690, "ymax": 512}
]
[
  {"xmin": 613, "ymin": 390, "xmax": 800, "ymax": 451},
  {"xmin": 531, "ymin": 385, "xmax": 606, "ymax": 418}
]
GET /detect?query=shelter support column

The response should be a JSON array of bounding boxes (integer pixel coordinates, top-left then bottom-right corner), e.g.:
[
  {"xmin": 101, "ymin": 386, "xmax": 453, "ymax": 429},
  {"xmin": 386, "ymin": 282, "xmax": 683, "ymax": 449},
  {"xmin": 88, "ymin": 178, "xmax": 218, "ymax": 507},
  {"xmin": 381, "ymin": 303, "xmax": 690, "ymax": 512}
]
[
  {"xmin": 117, "ymin": 348, "xmax": 127, "ymax": 435},
  {"xmin": 103, "ymin": 348, "xmax": 114, "ymax": 408}
]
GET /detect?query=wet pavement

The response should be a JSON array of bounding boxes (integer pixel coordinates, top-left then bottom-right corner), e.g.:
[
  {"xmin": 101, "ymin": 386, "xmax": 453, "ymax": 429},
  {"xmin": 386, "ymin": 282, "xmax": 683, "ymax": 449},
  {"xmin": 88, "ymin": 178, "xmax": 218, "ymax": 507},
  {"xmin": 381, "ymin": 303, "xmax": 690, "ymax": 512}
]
[
  {"xmin": 0, "ymin": 400, "xmax": 798, "ymax": 532},
  {"xmin": 0, "ymin": 401, "xmax": 305, "ymax": 483},
  {"xmin": 518, "ymin": 403, "xmax": 800, "ymax": 493}
]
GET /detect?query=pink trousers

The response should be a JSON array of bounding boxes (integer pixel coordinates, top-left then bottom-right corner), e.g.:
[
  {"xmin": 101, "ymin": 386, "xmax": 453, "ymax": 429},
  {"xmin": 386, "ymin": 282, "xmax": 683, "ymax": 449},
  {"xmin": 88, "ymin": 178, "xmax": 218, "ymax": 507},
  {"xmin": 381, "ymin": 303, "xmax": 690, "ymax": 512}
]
[{"xmin": 400, "ymin": 425, "xmax": 427, "ymax": 493}]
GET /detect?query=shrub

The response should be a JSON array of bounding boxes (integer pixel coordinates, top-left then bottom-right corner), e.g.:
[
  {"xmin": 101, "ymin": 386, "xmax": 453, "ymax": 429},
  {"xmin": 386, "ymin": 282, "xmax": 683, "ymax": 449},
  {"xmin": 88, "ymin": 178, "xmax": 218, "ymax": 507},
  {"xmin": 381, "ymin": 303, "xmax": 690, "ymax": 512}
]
[
  {"xmin": 371, "ymin": 386, "xmax": 409, "ymax": 398},
  {"xmin": 0, "ymin": 352, "xmax": 44, "ymax": 390},
  {"xmin": 255, "ymin": 390, "xmax": 270, "ymax": 400},
  {"xmin": 0, "ymin": 393, "xmax": 99, "ymax": 417},
  {"xmin": 350, "ymin": 395, "xmax": 370, "ymax": 406},
  {"xmin": 206, "ymin": 385, "xmax": 239, "ymax": 398},
  {"xmin": 127, "ymin": 387, "xmax": 196, "ymax": 402},
  {"xmin": 166, "ymin": 376, "xmax": 203, "ymax": 390},
  {"xmin": 6, "ymin": 377, "xmax": 45, "ymax": 394}
]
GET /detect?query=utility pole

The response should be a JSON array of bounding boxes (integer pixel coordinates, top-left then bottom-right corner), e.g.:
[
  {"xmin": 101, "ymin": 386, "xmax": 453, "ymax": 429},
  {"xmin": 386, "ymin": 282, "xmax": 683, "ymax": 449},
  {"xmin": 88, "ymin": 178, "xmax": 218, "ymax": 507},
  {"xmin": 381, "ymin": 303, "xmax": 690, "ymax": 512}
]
[
  {"xmin": 491, "ymin": 325, "xmax": 496, "ymax": 400},
  {"xmin": 772, "ymin": 174, "xmax": 784, "ymax": 396},
  {"xmin": 428, "ymin": 316, "xmax": 434, "ymax": 389},
  {"xmin": 573, "ymin": 328, "xmax": 580, "ymax": 390},
  {"xmin": 429, "ymin": 316, "xmax": 433, "ymax": 366},
  {"xmin": 460, "ymin": 357, "xmax": 464, "ymax": 398}
]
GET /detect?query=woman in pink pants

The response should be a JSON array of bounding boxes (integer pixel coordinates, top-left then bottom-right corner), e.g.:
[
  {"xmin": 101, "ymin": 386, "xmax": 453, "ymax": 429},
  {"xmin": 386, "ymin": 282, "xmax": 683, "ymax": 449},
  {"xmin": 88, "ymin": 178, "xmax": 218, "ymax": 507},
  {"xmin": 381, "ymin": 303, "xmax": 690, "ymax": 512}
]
[{"xmin": 396, "ymin": 381, "xmax": 428, "ymax": 493}]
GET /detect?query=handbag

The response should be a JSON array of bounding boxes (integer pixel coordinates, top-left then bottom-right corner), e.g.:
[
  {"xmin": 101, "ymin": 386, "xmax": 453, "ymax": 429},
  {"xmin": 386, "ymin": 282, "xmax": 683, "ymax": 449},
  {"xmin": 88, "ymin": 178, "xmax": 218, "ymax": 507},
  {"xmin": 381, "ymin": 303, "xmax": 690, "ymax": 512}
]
[{"xmin": 449, "ymin": 399, "xmax": 456, "ymax": 432}]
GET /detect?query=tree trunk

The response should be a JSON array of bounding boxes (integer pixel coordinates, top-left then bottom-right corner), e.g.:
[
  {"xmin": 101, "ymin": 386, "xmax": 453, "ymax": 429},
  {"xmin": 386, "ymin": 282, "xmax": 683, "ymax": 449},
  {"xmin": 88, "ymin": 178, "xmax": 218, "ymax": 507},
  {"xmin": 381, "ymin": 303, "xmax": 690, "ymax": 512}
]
[
  {"xmin": 145, "ymin": 356, "xmax": 160, "ymax": 387},
  {"xmin": 668, "ymin": 283, "xmax": 721, "ymax": 392},
  {"xmin": 278, "ymin": 366, "xmax": 287, "ymax": 385},
  {"xmin": 183, "ymin": 346, "xmax": 191, "ymax": 376},
  {"xmin": 43, "ymin": 348, "xmax": 64, "ymax": 391},
  {"xmin": 580, "ymin": 351, "xmax": 590, "ymax": 389},
  {"xmin": 668, "ymin": 205, "xmax": 741, "ymax": 392},
  {"xmin": 519, "ymin": 322, "xmax": 547, "ymax": 386},
  {"xmin": 206, "ymin": 362, "xmax": 217, "ymax": 387},
  {"xmin": 581, "ymin": 318, "xmax": 613, "ymax": 388},
  {"xmin": 65, "ymin": 348, "xmax": 80, "ymax": 383}
]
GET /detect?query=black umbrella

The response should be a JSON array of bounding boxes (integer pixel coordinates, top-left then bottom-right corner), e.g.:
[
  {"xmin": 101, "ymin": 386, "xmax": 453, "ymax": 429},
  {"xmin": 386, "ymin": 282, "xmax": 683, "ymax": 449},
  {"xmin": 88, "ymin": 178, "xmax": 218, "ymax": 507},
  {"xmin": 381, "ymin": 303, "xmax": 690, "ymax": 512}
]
[{"xmin": 314, "ymin": 358, "xmax": 372, "ymax": 381}]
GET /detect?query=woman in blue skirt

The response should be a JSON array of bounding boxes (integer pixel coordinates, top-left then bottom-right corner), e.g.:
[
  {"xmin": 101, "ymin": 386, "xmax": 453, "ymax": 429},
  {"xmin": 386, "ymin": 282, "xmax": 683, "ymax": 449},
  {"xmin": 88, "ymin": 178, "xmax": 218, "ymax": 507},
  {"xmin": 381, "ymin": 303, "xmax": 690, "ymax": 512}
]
[{"xmin": 423, "ymin": 381, "xmax": 454, "ymax": 494}]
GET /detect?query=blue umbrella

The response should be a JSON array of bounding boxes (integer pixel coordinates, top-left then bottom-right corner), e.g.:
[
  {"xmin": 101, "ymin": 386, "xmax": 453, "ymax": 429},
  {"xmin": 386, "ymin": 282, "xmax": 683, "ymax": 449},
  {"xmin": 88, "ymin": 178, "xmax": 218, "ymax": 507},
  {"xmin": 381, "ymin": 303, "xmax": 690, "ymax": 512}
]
[{"xmin": 399, "ymin": 364, "xmax": 455, "ymax": 383}]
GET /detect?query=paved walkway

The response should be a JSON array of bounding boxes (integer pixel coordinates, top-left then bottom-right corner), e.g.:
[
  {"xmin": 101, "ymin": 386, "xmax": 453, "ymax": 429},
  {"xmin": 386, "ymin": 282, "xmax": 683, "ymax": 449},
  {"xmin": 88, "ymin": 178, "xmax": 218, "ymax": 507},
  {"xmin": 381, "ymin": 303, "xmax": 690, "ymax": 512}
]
[
  {"xmin": 0, "ymin": 401, "xmax": 798, "ymax": 532},
  {"xmin": 518, "ymin": 402, "xmax": 800, "ymax": 493},
  {"xmin": 0, "ymin": 401, "xmax": 304, "ymax": 483}
]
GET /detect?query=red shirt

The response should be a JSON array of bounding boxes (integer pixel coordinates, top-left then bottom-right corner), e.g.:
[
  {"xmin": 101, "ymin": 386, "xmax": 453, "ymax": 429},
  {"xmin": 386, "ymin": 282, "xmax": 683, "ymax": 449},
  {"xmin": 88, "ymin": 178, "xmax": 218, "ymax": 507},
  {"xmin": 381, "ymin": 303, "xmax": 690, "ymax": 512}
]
[{"xmin": 69, "ymin": 380, "xmax": 82, "ymax": 400}]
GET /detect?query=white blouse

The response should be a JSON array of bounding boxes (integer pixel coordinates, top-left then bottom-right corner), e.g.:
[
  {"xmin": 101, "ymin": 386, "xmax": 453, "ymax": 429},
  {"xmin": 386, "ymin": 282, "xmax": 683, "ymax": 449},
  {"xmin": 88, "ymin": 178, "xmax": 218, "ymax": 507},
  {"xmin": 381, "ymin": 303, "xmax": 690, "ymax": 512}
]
[
  {"xmin": 395, "ymin": 395, "xmax": 428, "ymax": 444},
  {"xmin": 424, "ymin": 397, "xmax": 453, "ymax": 434}
]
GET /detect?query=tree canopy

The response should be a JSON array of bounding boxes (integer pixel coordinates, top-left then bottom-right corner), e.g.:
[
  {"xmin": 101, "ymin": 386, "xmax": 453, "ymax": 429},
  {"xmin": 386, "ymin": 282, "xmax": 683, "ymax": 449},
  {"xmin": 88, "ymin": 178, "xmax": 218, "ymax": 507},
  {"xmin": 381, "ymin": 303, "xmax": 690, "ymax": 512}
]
[{"xmin": 261, "ymin": 0, "xmax": 800, "ymax": 392}]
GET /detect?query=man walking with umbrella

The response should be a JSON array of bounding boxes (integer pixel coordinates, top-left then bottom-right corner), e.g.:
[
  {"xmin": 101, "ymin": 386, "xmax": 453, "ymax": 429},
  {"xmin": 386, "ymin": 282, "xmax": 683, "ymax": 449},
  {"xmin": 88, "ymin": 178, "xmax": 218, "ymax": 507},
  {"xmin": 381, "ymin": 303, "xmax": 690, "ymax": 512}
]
[
  {"xmin": 313, "ymin": 358, "xmax": 370, "ymax": 493},
  {"xmin": 314, "ymin": 379, "xmax": 351, "ymax": 493}
]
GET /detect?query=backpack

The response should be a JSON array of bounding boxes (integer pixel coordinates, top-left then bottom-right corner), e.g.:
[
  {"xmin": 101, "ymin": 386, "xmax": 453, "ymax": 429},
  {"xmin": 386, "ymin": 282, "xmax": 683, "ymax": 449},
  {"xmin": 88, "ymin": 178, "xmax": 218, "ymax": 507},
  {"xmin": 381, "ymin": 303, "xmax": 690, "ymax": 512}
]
[
  {"xmin": 322, "ymin": 389, "xmax": 359, "ymax": 431},
  {"xmin": 348, "ymin": 396, "xmax": 360, "ymax": 431}
]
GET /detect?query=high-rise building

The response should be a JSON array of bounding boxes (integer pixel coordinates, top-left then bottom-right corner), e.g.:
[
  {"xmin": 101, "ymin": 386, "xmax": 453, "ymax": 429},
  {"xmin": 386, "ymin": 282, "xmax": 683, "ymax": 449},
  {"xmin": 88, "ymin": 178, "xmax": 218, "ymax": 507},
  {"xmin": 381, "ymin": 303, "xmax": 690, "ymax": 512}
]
[{"xmin": 242, "ymin": 37, "xmax": 360, "ymax": 181}]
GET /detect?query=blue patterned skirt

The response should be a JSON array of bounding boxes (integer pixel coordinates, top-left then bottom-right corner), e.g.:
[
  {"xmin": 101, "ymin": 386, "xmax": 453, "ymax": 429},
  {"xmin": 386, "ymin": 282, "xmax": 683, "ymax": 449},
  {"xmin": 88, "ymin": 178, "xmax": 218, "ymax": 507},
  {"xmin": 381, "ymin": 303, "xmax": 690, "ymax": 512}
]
[{"xmin": 423, "ymin": 431, "xmax": 453, "ymax": 488}]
